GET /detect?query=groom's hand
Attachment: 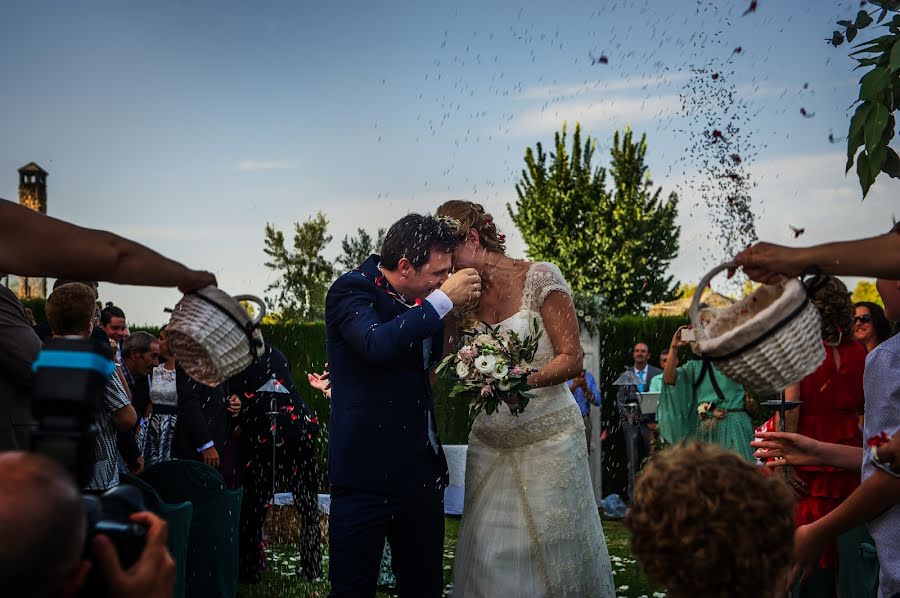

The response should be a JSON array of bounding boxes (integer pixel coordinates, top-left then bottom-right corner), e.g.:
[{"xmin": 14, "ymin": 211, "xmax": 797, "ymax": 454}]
[{"xmin": 440, "ymin": 268, "xmax": 482, "ymax": 307}]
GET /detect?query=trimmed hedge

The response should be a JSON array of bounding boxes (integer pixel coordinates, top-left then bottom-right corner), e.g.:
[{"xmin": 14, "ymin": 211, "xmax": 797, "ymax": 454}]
[{"xmin": 130, "ymin": 317, "xmax": 697, "ymax": 497}]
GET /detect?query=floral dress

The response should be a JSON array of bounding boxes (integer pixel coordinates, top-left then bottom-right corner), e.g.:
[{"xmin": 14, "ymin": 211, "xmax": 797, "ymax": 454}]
[
  {"xmin": 658, "ymin": 359, "xmax": 754, "ymax": 461},
  {"xmin": 144, "ymin": 364, "xmax": 178, "ymax": 465}
]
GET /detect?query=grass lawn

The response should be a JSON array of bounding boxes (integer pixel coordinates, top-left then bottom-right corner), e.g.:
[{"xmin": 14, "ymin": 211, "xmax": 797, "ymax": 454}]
[{"xmin": 240, "ymin": 515, "xmax": 660, "ymax": 597}]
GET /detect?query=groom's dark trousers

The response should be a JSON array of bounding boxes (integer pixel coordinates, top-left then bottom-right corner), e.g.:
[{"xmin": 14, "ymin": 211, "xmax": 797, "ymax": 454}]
[{"xmin": 325, "ymin": 255, "xmax": 450, "ymax": 598}]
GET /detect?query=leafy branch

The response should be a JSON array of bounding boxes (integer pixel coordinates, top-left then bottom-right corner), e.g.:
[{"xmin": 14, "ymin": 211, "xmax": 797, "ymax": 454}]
[{"xmin": 830, "ymin": 1, "xmax": 900, "ymax": 196}]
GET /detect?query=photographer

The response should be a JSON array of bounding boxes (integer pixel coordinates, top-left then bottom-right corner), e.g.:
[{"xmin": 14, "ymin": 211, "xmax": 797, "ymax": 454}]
[
  {"xmin": 45, "ymin": 283, "xmax": 137, "ymax": 492},
  {"xmin": 0, "ymin": 451, "xmax": 175, "ymax": 598}
]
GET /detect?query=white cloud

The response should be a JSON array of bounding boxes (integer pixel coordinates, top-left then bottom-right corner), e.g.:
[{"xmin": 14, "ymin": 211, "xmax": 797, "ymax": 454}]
[
  {"xmin": 517, "ymin": 72, "xmax": 690, "ymax": 102},
  {"xmin": 511, "ymin": 93, "xmax": 681, "ymax": 136},
  {"xmin": 235, "ymin": 159, "xmax": 295, "ymax": 172}
]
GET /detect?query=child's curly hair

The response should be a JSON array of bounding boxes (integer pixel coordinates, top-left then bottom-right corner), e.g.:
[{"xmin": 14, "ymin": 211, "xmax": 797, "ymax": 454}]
[{"xmin": 625, "ymin": 443, "xmax": 795, "ymax": 598}]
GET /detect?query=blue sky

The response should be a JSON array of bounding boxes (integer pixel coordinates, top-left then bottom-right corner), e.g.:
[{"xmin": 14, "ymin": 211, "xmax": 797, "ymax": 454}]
[{"xmin": 1, "ymin": 0, "xmax": 897, "ymax": 324}]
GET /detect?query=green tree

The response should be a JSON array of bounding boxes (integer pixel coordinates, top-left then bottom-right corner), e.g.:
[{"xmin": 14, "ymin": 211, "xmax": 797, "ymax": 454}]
[
  {"xmin": 263, "ymin": 212, "xmax": 334, "ymax": 321},
  {"xmin": 509, "ymin": 124, "xmax": 680, "ymax": 316},
  {"xmin": 336, "ymin": 227, "xmax": 386, "ymax": 272},
  {"xmin": 829, "ymin": 3, "xmax": 900, "ymax": 196},
  {"xmin": 852, "ymin": 280, "xmax": 884, "ymax": 306}
]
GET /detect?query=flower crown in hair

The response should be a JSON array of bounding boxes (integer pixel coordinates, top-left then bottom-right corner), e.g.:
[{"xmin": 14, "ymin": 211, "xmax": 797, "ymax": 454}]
[{"xmin": 436, "ymin": 215, "xmax": 463, "ymax": 232}]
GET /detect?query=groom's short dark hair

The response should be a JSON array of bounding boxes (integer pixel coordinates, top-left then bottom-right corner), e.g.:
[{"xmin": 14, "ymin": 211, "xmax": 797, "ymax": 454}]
[{"xmin": 380, "ymin": 213, "xmax": 459, "ymax": 270}]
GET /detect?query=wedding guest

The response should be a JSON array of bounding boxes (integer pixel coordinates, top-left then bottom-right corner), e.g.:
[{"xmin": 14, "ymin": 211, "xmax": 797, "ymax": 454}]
[
  {"xmin": 0, "ymin": 274, "xmax": 41, "ymax": 451},
  {"xmin": 568, "ymin": 368, "xmax": 601, "ymax": 453},
  {"xmin": 854, "ymin": 301, "xmax": 893, "ymax": 353},
  {"xmin": 120, "ymin": 331, "xmax": 159, "ymax": 473},
  {"xmin": 100, "ymin": 303, "xmax": 128, "ymax": 362},
  {"xmin": 143, "ymin": 326, "xmax": 178, "ymax": 465},
  {"xmin": 46, "ymin": 283, "xmax": 136, "ymax": 493},
  {"xmin": 658, "ymin": 324, "xmax": 754, "ymax": 461},
  {"xmin": 172, "ymin": 368, "xmax": 239, "ymax": 471},
  {"xmin": 753, "ymin": 274, "xmax": 900, "ymax": 596},
  {"xmin": 626, "ymin": 442, "xmax": 795, "ymax": 598},
  {"xmin": 781, "ymin": 276, "xmax": 866, "ymax": 596},
  {"xmin": 33, "ymin": 279, "xmax": 100, "ymax": 341},
  {"xmin": 617, "ymin": 342, "xmax": 661, "ymax": 500}
]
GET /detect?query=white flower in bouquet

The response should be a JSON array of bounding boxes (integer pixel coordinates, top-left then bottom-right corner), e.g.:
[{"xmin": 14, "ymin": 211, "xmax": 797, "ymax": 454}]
[
  {"xmin": 492, "ymin": 362, "xmax": 509, "ymax": 378},
  {"xmin": 498, "ymin": 378, "xmax": 512, "ymax": 392},
  {"xmin": 456, "ymin": 361, "xmax": 470, "ymax": 378},
  {"xmin": 475, "ymin": 354, "xmax": 497, "ymax": 374}
]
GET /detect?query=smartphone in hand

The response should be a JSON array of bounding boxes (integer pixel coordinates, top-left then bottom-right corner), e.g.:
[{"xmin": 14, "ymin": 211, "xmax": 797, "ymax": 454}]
[{"xmin": 680, "ymin": 328, "xmax": 696, "ymax": 342}]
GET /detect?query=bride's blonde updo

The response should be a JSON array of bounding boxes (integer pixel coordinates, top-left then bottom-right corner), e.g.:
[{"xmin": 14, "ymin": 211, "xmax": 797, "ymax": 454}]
[{"xmin": 435, "ymin": 200, "xmax": 507, "ymax": 253}]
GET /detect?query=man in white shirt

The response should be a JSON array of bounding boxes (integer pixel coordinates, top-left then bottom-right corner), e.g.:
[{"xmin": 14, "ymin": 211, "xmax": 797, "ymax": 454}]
[{"xmin": 617, "ymin": 342, "xmax": 662, "ymax": 501}]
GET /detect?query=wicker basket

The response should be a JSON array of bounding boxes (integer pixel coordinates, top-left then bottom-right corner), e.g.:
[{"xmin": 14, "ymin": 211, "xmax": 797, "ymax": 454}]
[
  {"xmin": 165, "ymin": 286, "xmax": 266, "ymax": 386},
  {"xmin": 689, "ymin": 262, "xmax": 824, "ymax": 395}
]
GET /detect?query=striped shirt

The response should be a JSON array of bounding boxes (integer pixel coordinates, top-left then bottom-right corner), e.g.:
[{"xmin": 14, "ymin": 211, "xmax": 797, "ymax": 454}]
[{"xmin": 84, "ymin": 371, "xmax": 131, "ymax": 492}]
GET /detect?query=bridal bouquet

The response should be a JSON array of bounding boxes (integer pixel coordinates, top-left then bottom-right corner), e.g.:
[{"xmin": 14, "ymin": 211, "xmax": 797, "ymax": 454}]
[{"xmin": 436, "ymin": 319, "xmax": 542, "ymax": 416}]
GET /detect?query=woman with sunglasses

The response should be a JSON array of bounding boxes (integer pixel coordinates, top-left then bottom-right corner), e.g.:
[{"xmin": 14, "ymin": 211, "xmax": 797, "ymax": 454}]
[{"xmin": 854, "ymin": 301, "xmax": 894, "ymax": 353}]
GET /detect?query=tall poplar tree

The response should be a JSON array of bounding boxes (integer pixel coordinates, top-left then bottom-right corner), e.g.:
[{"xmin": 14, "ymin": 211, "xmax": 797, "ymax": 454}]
[{"xmin": 509, "ymin": 124, "xmax": 680, "ymax": 316}]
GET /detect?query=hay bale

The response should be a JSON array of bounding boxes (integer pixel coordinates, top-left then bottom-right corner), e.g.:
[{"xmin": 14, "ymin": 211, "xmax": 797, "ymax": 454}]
[{"xmin": 263, "ymin": 504, "xmax": 329, "ymax": 545}]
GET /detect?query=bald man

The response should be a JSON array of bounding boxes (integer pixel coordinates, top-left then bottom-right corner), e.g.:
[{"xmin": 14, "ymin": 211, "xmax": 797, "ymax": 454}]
[{"xmin": 0, "ymin": 451, "xmax": 175, "ymax": 598}]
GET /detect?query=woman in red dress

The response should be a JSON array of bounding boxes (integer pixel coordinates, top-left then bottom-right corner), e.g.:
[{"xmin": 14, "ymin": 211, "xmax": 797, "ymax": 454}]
[{"xmin": 782, "ymin": 276, "xmax": 865, "ymax": 595}]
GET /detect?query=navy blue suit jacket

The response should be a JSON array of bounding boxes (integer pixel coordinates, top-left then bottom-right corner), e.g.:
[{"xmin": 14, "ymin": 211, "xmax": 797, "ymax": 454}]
[{"xmin": 326, "ymin": 255, "xmax": 449, "ymax": 496}]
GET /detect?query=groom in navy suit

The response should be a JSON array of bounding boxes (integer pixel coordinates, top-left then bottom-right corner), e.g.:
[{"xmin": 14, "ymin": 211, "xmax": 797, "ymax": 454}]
[{"xmin": 325, "ymin": 214, "xmax": 481, "ymax": 597}]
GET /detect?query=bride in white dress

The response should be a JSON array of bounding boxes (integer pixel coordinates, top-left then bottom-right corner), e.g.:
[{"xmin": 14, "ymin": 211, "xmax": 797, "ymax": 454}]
[{"xmin": 436, "ymin": 201, "xmax": 614, "ymax": 598}]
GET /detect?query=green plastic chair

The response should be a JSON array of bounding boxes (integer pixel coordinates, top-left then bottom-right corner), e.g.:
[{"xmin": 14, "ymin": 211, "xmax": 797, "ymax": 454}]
[
  {"xmin": 141, "ymin": 460, "xmax": 244, "ymax": 598},
  {"xmin": 121, "ymin": 473, "xmax": 193, "ymax": 598}
]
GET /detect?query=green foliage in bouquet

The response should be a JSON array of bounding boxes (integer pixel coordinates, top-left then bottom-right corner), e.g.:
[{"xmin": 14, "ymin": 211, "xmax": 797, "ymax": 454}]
[{"xmin": 436, "ymin": 318, "xmax": 543, "ymax": 417}]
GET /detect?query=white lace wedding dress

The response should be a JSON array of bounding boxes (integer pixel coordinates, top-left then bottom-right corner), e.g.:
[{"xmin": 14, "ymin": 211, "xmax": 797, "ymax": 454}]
[{"xmin": 451, "ymin": 263, "xmax": 615, "ymax": 598}]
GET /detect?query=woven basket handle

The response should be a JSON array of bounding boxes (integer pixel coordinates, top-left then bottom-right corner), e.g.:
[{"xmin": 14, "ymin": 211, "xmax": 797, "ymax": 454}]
[
  {"xmin": 233, "ymin": 295, "xmax": 266, "ymax": 328},
  {"xmin": 689, "ymin": 261, "xmax": 736, "ymax": 341}
]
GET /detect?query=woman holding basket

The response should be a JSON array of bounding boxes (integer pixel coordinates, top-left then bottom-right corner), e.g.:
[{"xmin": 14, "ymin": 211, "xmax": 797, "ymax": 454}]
[{"xmin": 658, "ymin": 321, "xmax": 755, "ymax": 461}]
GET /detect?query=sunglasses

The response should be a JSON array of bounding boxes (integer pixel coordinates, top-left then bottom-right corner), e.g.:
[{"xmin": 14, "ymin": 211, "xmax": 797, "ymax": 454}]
[{"xmin": 854, "ymin": 314, "xmax": 873, "ymax": 324}]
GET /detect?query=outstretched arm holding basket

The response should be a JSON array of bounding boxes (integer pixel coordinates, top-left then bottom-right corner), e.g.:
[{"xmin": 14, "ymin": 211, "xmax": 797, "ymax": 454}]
[
  {"xmin": 734, "ymin": 225, "xmax": 900, "ymax": 283},
  {"xmin": 0, "ymin": 198, "xmax": 216, "ymax": 292}
]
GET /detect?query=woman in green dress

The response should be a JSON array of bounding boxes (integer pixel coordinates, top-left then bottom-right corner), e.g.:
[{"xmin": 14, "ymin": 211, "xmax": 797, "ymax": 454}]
[{"xmin": 657, "ymin": 325, "xmax": 755, "ymax": 461}]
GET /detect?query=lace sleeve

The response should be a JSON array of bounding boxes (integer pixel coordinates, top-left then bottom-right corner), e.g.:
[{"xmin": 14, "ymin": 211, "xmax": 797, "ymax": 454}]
[{"xmin": 526, "ymin": 262, "xmax": 573, "ymax": 311}]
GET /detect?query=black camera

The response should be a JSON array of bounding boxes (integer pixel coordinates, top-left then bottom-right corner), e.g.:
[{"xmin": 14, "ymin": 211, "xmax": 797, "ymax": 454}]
[
  {"xmin": 31, "ymin": 337, "xmax": 148, "ymax": 596},
  {"xmin": 79, "ymin": 485, "xmax": 149, "ymax": 597},
  {"xmin": 31, "ymin": 337, "xmax": 112, "ymax": 487}
]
